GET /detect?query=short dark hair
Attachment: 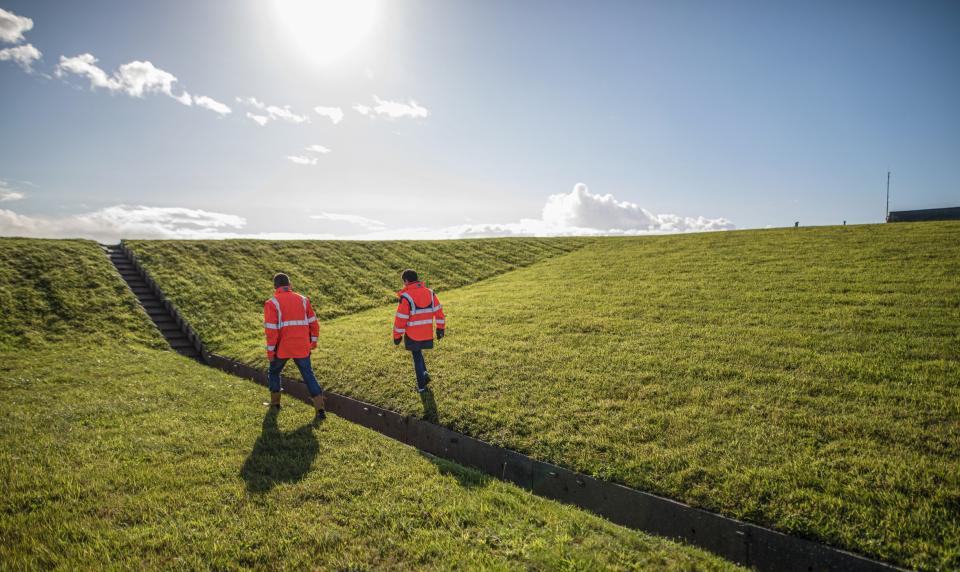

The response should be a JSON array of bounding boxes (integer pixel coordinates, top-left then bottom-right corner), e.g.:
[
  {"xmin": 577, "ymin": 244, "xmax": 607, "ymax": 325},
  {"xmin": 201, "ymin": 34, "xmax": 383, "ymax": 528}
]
[
  {"xmin": 401, "ymin": 269, "xmax": 418, "ymax": 283},
  {"xmin": 273, "ymin": 273, "xmax": 290, "ymax": 288}
]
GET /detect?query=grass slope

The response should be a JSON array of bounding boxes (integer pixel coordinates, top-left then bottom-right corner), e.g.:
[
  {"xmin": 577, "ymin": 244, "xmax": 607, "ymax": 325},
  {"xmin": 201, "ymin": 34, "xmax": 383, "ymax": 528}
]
[
  {"xmin": 133, "ymin": 223, "xmax": 960, "ymax": 569},
  {"xmin": 0, "ymin": 238, "xmax": 163, "ymax": 351},
  {"xmin": 1, "ymin": 345, "xmax": 737, "ymax": 570},
  {"xmin": 127, "ymin": 238, "xmax": 587, "ymax": 354},
  {"xmin": 0, "ymin": 239, "xmax": 733, "ymax": 569}
]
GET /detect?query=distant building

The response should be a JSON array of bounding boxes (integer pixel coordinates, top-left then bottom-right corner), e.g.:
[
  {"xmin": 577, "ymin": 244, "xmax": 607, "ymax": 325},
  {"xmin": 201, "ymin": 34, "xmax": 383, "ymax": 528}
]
[{"xmin": 887, "ymin": 207, "xmax": 960, "ymax": 223}]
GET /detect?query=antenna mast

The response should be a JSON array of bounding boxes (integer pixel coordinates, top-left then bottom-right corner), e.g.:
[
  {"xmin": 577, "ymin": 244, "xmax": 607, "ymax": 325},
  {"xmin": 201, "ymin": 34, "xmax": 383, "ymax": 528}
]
[{"xmin": 885, "ymin": 171, "xmax": 891, "ymax": 221}]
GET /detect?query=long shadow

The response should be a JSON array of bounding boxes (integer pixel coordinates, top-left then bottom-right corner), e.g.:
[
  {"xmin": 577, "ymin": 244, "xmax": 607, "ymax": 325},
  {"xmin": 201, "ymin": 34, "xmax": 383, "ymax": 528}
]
[
  {"xmin": 419, "ymin": 388, "xmax": 439, "ymax": 423},
  {"xmin": 241, "ymin": 408, "xmax": 320, "ymax": 493}
]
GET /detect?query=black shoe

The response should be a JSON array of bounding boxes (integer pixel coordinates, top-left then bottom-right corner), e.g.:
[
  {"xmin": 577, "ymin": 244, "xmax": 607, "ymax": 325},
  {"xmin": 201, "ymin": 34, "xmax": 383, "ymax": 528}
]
[
  {"xmin": 313, "ymin": 409, "xmax": 326, "ymax": 424},
  {"xmin": 423, "ymin": 372, "xmax": 432, "ymax": 384}
]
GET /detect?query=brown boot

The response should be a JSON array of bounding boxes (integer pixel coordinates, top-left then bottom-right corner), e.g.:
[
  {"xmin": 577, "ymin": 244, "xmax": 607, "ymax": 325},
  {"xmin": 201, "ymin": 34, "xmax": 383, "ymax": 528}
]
[
  {"xmin": 270, "ymin": 392, "xmax": 281, "ymax": 408},
  {"xmin": 312, "ymin": 394, "xmax": 326, "ymax": 420}
]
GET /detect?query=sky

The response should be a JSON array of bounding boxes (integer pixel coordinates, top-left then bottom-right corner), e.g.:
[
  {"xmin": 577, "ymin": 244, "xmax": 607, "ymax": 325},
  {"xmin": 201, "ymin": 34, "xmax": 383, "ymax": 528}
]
[{"xmin": 1, "ymin": 0, "xmax": 958, "ymax": 241}]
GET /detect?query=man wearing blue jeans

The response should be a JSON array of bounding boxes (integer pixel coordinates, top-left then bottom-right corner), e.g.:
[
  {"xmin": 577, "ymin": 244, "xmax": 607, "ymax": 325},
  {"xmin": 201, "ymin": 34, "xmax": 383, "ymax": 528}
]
[
  {"xmin": 393, "ymin": 269, "xmax": 446, "ymax": 392},
  {"xmin": 264, "ymin": 273, "xmax": 326, "ymax": 419}
]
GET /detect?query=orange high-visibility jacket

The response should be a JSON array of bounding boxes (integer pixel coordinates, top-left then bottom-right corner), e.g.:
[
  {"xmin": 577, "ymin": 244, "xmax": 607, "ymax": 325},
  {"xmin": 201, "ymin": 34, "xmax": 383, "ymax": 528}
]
[
  {"xmin": 393, "ymin": 281, "xmax": 445, "ymax": 342},
  {"xmin": 264, "ymin": 286, "xmax": 319, "ymax": 360}
]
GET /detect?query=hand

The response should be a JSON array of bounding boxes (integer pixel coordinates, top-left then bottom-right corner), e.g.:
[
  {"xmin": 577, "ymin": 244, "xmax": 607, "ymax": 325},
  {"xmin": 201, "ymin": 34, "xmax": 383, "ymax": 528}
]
[
  {"xmin": 436, "ymin": 329, "xmax": 445, "ymax": 340},
  {"xmin": 393, "ymin": 337, "xmax": 402, "ymax": 346},
  {"xmin": 310, "ymin": 342, "xmax": 318, "ymax": 350},
  {"xmin": 267, "ymin": 352, "xmax": 276, "ymax": 361}
]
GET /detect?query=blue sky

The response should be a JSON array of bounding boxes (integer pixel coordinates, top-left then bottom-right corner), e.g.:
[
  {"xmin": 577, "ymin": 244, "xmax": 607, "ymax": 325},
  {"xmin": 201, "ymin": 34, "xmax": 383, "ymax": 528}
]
[{"xmin": 1, "ymin": 0, "xmax": 957, "ymax": 240}]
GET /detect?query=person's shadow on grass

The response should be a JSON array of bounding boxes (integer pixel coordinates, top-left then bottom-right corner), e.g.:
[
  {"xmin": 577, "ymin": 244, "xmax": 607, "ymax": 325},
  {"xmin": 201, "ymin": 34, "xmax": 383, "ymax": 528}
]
[{"xmin": 241, "ymin": 407, "xmax": 319, "ymax": 493}]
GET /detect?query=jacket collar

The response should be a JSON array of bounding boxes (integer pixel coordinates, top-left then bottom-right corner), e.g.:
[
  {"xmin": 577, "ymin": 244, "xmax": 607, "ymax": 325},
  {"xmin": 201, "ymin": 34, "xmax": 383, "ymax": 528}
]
[
  {"xmin": 274, "ymin": 286, "xmax": 292, "ymax": 295},
  {"xmin": 398, "ymin": 281, "xmax": 424, "ymax": 295}
]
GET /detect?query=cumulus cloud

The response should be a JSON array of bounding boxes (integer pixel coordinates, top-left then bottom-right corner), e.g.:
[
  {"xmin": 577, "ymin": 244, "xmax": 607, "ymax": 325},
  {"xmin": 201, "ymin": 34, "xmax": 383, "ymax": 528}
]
[
  {"xmin": 310, "ymin": 212, "xmax": 385, "ymax": 230},
  {"xmin": 0, "ymin": 43, "xmax": 41, "ymax": 72},
  {"xmin": 237, "ymin": 96, "xmax": 308, "ymax": 125},
  {"xmin": 540, "ymin": 183, "xmax": 735, "ymax": 233},
  {"xmin": 194, "ymin": 95, "xmax": 231, "ymax": 115},
  {"xmin": 350, "ymin": 184, "xmax": 734, "ymax": 239},
  {"xmin": 287, "ymin": 155, "xmax": 318, "ymax": 165},
  {"xmin": 0, "ymin": 7, "xmax": 32, "ymax": 44},
  {"xmin": 246, "ymin": 112, "xmax": 269, "ymax": 126},
  {"xmin": 305, "ymin": 144, "xmax": 331, "ymax": 154},
  {"xmin": 55, "ymin": 53, "xmax": 193, "ymax": 107},
  {"xmin": 314, "ymin": 105, "xmax": 344, "ymax": 124},
  {"xmin": 0, "ymin": 205, "xmax": 246, "ymax": 242},
  {"xmin": 354, "ymin": 96, "xmax": 429, "ymax": 119},
  {"xmin": 0, "ymin": 180, "xmax": 25, "ymax": 202}
]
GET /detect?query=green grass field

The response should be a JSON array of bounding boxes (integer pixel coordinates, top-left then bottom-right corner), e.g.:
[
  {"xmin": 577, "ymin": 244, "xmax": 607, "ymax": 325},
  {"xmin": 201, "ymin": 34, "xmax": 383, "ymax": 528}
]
[
  {"xmin": 128, "ymin": 222, "xmax": 960, "ymax": 570},
  {"xmin": 0, "ymin": 238, "xmax": 736, "ymax": 570}
]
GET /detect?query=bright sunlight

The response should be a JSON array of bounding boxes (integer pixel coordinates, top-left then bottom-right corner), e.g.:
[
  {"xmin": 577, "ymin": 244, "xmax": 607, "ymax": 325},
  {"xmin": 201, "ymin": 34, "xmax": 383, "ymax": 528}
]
[{"xmin": 271, "ymin": 0, "xmax": 377, "ymax": 65}]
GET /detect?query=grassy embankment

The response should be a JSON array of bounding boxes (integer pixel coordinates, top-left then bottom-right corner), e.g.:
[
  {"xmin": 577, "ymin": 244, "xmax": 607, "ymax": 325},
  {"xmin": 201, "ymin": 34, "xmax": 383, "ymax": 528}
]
[
  {"xmin": 0, "ymin": 238, "xmax": 735, "ymax": 570},
  {"xmin": 129, "ymin": 222, "xmax": 960, "ymax": 570}
]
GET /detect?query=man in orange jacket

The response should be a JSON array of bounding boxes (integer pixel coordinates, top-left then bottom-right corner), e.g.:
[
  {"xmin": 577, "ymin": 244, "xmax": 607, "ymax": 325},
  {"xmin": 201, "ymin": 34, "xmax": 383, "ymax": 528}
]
[
  {"xmin": 264, "ymin": 273, "xmax": 326, "ymax": 419},
  {"xmin": 393, "ymin": 269, "xmax": 445, "ymax": 393}
]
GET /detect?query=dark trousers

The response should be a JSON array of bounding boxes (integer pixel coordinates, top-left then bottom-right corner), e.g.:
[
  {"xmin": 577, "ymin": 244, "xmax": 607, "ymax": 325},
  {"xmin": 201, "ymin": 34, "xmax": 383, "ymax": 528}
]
[
  {"xmin": 411, "ymin": 350, "xmax": 428, "ymax": 387},
  {"xmin": 268, "ymin": 356, "xmax": 323, "ymax": 397}
]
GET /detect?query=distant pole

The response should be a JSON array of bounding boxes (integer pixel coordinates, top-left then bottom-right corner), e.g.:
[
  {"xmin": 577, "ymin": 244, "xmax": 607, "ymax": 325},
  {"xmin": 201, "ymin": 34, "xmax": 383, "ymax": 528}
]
[{"xmin": 885, "ymin": 171, "xmax": 891, "ymax": 221}]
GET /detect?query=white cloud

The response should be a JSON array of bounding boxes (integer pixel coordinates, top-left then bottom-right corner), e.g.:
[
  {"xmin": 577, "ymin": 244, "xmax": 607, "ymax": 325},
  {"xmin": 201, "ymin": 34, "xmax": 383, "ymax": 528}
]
[
  {"xmin": 0, "ymin": 8, "xmax": 32, "ymax": 44},
  {"xmin": 56, "ymin": 54, "xmax": 118, "ymax": 90},
  {"xmin": 237, "ymin": 96, "xmax": 308, "ymax": 125},
  {"xmin": 194, "ymin": 95, "xmax": 231, "ymax": 115},
  {"xmin": 310, "ymin": 212, "xmax": 385, "ymax": 230},
  {"xmin": 345, "ymin": 184, "xmax": 734, "ymax": 239},
  {"xmin": 540, "ymin": 183, "xmax": 734, "ymax": 233},
  {"xmin": 0, "ymin": 180, "xmax": 25, "ymax": 202},
  {"xmin": 314, "ymin": 105, "xmax": 344, "ymax": 124},
  {"xmin": 56, "ymin": 54, "xmax": 193, "ymax": 107},
  {"xmin": 287, "ymin": 155, "xmax": 318, "ymax": 165},
  {"xmin": 0, "ymin": 43, "xmax": 41, "ymax": 72},
  {"xmin": 246, "ymin": 112, "xmax": 269, "ymax": 126},
  {"xmin": 305, "ymin": 144, "xmax": 331, "ymax": 154},
  {"xmin": 0, "ymin": 185, "xmax": 732, "ymax": 242},
  {"xmin": 353, "ymin": 95, "xmax": 429, "ymax": 120},
  {"xmin": 0, "ymin": 205, "xmax": 246, "ymax": 242}
]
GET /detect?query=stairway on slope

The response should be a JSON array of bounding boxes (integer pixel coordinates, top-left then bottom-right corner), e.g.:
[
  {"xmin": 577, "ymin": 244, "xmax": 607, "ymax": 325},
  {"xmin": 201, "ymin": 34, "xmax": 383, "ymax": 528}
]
[{"xmin": 103, "ymin": 244, "xmax": 202, "ymax": 360}]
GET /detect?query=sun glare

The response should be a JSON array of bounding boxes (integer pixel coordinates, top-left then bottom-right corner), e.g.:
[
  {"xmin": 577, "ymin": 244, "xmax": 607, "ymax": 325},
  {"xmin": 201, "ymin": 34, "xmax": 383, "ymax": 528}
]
[{"xmin": 271, "ymin": 0, "xmax": 377, "ymax": 65}]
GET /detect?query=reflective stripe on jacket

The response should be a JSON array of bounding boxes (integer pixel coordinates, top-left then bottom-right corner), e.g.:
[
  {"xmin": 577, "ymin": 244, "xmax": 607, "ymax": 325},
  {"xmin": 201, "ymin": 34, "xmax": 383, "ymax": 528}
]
[
  {"xmin": 393, "ymin": 281, "xmax": 445, "ymax": 342},
  {"xmin": 264, "ymin": 286, "xmax": 319, "ymax": 359}
]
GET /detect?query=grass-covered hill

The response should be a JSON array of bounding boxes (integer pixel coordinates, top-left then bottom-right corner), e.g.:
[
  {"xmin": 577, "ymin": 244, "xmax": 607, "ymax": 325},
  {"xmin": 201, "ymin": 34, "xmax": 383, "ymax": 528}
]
[
  {"xmin": 0, "ymin": 239, "xmax": 735, "ymax": 569},
  {"xmin": 127, "ymin": 238, "xmax": 588, "ymax": 353},
  {"xmin": 0, "ymin": 238, "xmax": 164, "ymax": 351},
  {"xmin": 129, "ymin": 222, "xmax": 960, "ymax": 570}
]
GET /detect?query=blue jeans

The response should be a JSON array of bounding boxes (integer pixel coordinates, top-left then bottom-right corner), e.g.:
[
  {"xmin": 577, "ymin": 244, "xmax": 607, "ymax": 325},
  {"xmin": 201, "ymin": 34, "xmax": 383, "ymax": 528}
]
[
  {"xmin": 268, "ymin": 356, "xmax": 323, "ymax": 397},
  {"xmin": 412, "ymin": 350, "xmax": 428, "ymax": 387}
]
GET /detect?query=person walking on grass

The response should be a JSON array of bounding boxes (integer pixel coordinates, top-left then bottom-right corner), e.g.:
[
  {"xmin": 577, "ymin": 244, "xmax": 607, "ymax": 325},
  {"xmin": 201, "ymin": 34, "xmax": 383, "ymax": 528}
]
[
  {"xmin": 393, "ymin": 269, "xmax": 446, "ymax": 392},
  {"xmin": 264, "ymin": 273, "xmax": 326, "ymax": 420}
]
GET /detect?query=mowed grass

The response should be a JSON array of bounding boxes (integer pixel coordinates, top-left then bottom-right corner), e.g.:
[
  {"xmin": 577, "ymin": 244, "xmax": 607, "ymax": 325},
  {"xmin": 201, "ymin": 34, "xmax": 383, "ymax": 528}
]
[
  {"xmin": 0, "ymin": 238, "xmax": 736, "ymax": 570},
  {"xmin": 130, "ymin": 222, "xmax": 960, "ymax": 570},
  {"xmin": 0, "ymin": 238, "xmax": 163, "ymax": 352},
  {"xmin": 0, "ymin": 345, "xmax": 738, "ymax": 570},
  {"xmin": 127, "ymin": 238, "xmax": 587, "ymax": 353}
]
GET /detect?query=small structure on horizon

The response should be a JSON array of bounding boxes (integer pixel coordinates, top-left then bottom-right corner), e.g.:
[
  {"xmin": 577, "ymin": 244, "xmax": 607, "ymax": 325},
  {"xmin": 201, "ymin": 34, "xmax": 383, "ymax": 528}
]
[{"xmin": 886, "ymin": 207, "xmax": 960, "ymax": 223}]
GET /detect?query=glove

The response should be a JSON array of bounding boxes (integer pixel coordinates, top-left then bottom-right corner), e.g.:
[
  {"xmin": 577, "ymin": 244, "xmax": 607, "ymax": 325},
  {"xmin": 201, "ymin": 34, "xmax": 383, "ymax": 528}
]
[
  {"xmin": 267, "ymin": 352, "xmax": 276, "ymax": 361},
  {"xmin": 436, "ymin": 329, "xmax": 445, "ymax": 340},
  {"xmin": 393, "ymin": 337, "xmax": 402, "ymax": 346},
  {"xmin": 310, "ymin": 342, "xmax": 318, "ymax": 350}
]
